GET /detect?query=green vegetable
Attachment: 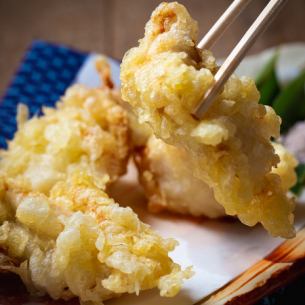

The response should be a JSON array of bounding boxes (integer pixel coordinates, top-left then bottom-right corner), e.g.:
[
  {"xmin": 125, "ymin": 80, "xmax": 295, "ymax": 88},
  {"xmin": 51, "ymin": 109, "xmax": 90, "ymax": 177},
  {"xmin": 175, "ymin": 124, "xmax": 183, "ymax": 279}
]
[
  {"xmin": 272, "ymin": 70, "xmax": 305, "ymax": 132},
  {"xmin": 256, "ymin": 52, "xmax": 281, "ymax": 105},
  {"xmin": 291, "ymin": 163, "xmax": 305, "ymax": 195},
  {"xmin": 255, "ymin": 50, "xmax": 305, "ymax": 195}
]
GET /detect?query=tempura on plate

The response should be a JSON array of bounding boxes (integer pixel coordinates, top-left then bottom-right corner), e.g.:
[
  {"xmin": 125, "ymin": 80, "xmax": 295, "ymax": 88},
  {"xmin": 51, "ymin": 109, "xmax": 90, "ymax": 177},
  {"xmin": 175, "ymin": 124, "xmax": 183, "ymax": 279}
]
[
  {"xmin": 0, "ymin": 172, "xmax": 192, "ymax": 304},
  {"xmin": 0, "ymin": 58, "xmax": 192, "ymax": 304},
  {"xmin": 0, "ymin": 63, "xmax": 130, "ymax": 193},
  {"xmin": 135, "ymin": 135, "xmax": 225, "ymax": 218},
  {"xmin": 134, "ymin": 135, "xmax": 296, "ymax": 219},
  {"xmin": 121, "ymin": 2, "xmax": 298, "ymax": 238}
]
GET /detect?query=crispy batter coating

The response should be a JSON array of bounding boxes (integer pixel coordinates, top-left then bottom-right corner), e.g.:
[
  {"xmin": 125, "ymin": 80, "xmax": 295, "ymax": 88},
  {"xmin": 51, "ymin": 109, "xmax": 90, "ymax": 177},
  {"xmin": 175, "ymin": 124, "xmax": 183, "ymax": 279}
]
[
  {"xmin": 135, "ymin": 136, "xmax": 296, "ymax": 219},
  {"xmin": 0, "ymin": 59, "xmax": 192, "ymax": 302},
  {"xmin": 135, "ymin": 136, "xmax": 225, "ymax": 218},
  {"xmin": 0, "ymin": 83, "xmax": 130, "ymax": 193},
  {"xmin": 272, "ymin": 143, "xmax": 298, "ymax": 191},
  {"xmin": 121, "ymin": 2, "xmax": 297, "ymax": 238},
  {"xmin": 0, "ymin": 172, "xmax": 192, "ymax": 304}
]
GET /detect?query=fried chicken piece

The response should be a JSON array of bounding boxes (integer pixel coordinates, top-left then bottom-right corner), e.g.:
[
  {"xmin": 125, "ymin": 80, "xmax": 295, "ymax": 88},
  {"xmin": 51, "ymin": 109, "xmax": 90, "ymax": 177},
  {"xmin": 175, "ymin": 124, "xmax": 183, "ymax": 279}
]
[
  {"xmin": 135, "ymin": 136, "xmax": 296, "ymax": 219},
  {"xmin": 120, "ymin": 101, "xmax": 225, "ymax": 218},
  {"xmin": 135, "ymin": 135, "xmax": 225, "ymax": 218},
  {"xmin": 0, "ymin": 59, "xmax": 192, "ymax": 302},
  {"xmin": 121, "ymin": 96, "xmax": 225, "ymax": 218},
  {"xmin": 121, "ymin": 2, "xmax": 297, "ymax": 238},
  {"xmin": 0, "ymin": 172, "xmax": 192, "ymax": 304},
  {"xmin": 0, "ymin": 83, "xmax": 130, "ymax": 193}
]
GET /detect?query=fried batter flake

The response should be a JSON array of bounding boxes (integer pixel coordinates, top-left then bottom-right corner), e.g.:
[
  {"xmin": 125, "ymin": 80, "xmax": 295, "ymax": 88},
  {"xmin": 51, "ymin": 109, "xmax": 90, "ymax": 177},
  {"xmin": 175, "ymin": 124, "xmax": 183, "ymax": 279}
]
[{"xmin": 121, "ymin": 2, "xmax": 297, "ymax": 238}]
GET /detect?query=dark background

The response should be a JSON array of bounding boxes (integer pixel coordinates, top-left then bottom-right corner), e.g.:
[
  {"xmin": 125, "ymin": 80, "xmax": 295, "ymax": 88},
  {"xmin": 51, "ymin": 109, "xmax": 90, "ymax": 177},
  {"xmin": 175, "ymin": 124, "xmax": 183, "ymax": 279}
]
[{"xmin": 0, "ymin": 0, "xmax": 304, "ymax": 94}]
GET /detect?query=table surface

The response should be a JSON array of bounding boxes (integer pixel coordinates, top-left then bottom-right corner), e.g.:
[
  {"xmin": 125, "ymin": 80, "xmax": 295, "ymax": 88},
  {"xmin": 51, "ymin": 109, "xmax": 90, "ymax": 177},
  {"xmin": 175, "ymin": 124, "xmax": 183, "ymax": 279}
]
[{"xmin": 1, "ymin": 0, "xmax": 305, "ymax": 94}]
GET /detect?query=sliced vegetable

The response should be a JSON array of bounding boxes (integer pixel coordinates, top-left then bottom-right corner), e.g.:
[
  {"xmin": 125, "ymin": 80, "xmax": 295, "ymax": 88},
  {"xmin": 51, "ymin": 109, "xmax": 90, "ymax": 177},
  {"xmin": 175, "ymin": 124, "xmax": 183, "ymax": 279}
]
[
  {"xmin": 272, "ymin": 70, "xmax": 305, "ymax": 132},
  {"xmin": 256, "ymin": 52, "xmax": 281, "ymax": 105},
  {"xmin": 291, "ymin": 163, "xmax": 305, "ymax": 195}
]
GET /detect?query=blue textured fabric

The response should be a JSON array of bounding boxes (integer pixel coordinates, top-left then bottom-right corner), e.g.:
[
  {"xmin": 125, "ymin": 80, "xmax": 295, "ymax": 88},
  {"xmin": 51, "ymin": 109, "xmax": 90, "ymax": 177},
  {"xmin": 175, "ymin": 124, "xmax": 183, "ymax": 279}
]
[{"xmin": 0, "ymin": 40, "xmax": 87, "ymax": 148}]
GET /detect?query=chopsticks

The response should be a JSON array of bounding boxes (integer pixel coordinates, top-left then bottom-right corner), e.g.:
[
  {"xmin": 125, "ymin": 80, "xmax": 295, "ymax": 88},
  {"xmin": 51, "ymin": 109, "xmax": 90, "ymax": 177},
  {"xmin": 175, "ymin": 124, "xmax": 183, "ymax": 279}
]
[
  {"xmin": 197, "ymin": 0, "xmax": 251, "ymax": 50},
  {"xmin": 193, "ymin": 0, "xmax": 287, "ymax": 120},
  {"xmin": 199, "ymin": 225, "xmax": 305, "ymax": 305}
]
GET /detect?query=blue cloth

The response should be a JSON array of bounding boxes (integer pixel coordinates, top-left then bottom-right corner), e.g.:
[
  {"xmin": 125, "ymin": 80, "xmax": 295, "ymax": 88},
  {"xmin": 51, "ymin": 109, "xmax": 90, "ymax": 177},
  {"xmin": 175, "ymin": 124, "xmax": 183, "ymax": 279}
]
[{"xmin": 0, "ymin": 41, "xmax": 87, "ymax": 148}]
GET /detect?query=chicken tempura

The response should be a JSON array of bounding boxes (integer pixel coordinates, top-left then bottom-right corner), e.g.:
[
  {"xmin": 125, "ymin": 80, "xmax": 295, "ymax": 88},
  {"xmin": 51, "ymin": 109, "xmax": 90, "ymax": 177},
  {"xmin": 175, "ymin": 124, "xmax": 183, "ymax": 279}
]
[
  {"xmin": 0, "ymin": 58, "xmax": 192, "ymax": 303},
  {"xmin": 135, "ymin": 136, "xmax": 296, "ymax": 220},
  {"xmin": 0, "ymin": 81, "xmax": 130, "ymax": 193},
  {"xmin": 135, "ymin": 135, "xmax": 225, "ymax": 218},
  {"xmin": 121, "ymin": 2, "xmax": 297, "ymax": 238},
  {"xmin": 0, "ymin": 172, "xmax": 192, "ymax": 304}
]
